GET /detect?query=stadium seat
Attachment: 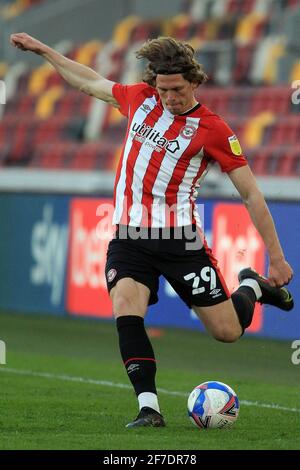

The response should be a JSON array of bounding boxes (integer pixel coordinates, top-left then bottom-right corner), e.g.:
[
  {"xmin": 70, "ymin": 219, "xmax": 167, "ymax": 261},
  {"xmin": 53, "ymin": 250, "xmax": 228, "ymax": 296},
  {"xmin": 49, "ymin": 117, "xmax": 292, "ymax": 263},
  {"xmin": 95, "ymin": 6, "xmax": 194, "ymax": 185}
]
[
  {"xmin": 274, "ymin": 116, "xmax": 300, "ymax": 145},
  {"xmin": 249, "ymin": 87, "xmax": 291, "ymax": 115},
  {"xmin": 3, "ymin": 2, "xmax": 300, "ymax": 176}
]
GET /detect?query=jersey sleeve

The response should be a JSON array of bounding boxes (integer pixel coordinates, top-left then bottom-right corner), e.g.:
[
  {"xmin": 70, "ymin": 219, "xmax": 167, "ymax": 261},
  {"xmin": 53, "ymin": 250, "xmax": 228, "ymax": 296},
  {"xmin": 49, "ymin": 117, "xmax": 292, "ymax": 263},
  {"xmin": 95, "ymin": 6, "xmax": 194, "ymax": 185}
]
[
  {"xmin": 203, "ymin": 117, "xmax": 248, "ymax": 173},
  {"xmin": 112, "ymin": 82, "xmax": 149, "ymax": 117}
]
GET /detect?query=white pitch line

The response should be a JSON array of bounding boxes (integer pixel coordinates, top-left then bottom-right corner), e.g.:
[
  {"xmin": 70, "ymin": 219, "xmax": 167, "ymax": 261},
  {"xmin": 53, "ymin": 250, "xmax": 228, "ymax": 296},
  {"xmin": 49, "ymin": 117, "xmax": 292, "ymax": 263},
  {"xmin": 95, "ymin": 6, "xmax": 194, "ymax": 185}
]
[{"xmin": 1, "ymin": 366, "xmax": 300, "ymax": 414}]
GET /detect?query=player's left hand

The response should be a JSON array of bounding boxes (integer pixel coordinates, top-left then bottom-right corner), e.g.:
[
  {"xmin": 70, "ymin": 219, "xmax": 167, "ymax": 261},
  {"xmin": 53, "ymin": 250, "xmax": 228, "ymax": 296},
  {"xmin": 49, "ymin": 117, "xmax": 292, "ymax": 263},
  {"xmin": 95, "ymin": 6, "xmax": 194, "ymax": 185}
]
[
  {"xmin": 268, "ymin": 259, "xmax": 293, "ymax": 287},
  {"xmin": 10, "ymin": 32, "xmax": 46, "ymax": 55}
]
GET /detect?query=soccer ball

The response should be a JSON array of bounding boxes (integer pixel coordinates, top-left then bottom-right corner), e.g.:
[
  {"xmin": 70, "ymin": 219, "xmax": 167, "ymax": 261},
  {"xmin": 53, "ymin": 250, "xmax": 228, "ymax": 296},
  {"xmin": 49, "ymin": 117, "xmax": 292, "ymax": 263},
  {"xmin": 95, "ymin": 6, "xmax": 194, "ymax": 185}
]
[{"xmin": 187, "ymin": 381, "xmax": 239, "ymax": 429}]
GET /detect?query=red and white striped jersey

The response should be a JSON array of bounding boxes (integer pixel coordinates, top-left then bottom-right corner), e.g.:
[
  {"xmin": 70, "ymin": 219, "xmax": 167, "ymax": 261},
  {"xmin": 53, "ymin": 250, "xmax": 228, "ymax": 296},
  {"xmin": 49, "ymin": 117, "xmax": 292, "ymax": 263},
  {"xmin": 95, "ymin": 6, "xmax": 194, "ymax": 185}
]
[{"xmin": 112, "ymin": 82, "xmax": 247, "ymax": 228}]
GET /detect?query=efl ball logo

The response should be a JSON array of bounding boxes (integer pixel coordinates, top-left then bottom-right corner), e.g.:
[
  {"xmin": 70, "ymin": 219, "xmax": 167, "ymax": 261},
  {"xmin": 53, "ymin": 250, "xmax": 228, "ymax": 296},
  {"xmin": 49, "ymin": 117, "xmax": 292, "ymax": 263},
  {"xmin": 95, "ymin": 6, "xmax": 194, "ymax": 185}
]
[
  {"xmin": 228, "ymin": 135, "xmax": 242, "ymax": 155},
  {"xmin": 187, "ymin": 381, "xmax": 239, "ymax": 429}
]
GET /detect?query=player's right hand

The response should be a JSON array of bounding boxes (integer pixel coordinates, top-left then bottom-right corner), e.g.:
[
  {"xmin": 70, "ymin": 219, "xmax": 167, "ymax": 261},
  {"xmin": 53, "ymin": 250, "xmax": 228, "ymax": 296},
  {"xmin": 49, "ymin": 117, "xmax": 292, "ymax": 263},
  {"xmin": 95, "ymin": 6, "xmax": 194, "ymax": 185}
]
[{"xmin": 10, "ymin": 32, "xmax": 46, "ymax": 54}]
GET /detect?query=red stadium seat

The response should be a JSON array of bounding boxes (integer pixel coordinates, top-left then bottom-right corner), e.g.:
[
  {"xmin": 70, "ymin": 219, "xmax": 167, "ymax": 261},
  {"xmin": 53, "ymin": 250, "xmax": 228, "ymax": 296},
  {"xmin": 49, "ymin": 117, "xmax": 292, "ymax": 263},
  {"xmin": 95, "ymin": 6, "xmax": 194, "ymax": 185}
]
[
  {"xmin": 250, "ymin": 87, "xmax": 291, "ymax": 115},
  {"xmin": 269, "ymin": 116, "xmax": 300, "ymax": 146},
  {"xmin": 4, "ymin": 1, "xmax": 300, "ymax": 177},
  {"xmin": 233, "ymin": 44, "xmax": 257, "ymax": 84}
]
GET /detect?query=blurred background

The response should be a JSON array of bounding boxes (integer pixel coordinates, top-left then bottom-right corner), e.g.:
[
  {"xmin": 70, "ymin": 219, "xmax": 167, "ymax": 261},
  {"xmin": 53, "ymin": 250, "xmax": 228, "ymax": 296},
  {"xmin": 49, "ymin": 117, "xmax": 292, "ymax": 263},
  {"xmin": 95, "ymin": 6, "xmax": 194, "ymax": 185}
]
[{"xmin": 0, "ymin": 0, "xmax": 299, "ymax": 340}]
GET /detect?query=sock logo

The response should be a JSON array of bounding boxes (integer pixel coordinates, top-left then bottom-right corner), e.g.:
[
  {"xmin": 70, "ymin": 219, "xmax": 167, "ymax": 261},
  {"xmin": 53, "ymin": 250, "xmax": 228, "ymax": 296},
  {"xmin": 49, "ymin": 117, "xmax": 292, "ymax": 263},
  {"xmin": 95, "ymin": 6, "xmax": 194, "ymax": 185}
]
[
  {"xmin": 107, "ymin": 268, "xmax": 117, "ymax": 282},
  {"xmin": 127, "ymin": 363, "xmax": 140, "ymax": 374}
]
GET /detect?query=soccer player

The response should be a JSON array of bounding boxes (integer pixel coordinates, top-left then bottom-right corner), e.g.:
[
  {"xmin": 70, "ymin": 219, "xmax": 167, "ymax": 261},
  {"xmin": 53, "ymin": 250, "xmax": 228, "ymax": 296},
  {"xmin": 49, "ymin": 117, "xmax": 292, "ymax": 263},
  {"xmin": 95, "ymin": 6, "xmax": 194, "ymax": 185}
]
[{"xmin": 10, "ymin": 33, "xmax": 294, "ymax": 428}]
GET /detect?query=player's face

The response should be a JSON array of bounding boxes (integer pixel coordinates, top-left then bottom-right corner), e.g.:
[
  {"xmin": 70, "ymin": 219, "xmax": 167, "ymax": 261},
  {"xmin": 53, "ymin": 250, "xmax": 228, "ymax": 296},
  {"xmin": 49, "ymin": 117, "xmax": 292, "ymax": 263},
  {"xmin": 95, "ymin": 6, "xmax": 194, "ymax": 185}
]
[{"xmin": 156, "ymin": 74, "xmax": 198, "ymax": 115}]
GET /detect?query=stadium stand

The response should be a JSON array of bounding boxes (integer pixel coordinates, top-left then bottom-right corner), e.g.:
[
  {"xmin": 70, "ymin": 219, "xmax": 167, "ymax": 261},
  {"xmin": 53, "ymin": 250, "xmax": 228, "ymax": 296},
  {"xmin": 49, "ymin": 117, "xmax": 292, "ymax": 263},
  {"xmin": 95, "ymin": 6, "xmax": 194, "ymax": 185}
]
[
  {"xmin": 0, "ymin": 0, "xmax": 44, "ymax": 19},
  {"xmin": 1, "ymin": 0, "xmax": 300, "ymax": 174}
]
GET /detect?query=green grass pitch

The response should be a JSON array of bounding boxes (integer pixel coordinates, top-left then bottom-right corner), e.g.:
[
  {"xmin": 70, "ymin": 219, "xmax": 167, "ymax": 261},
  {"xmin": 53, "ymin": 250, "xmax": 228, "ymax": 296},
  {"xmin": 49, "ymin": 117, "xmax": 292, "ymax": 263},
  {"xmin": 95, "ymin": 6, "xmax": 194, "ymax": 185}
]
[{"xmin": 0, "ymin": 311, "xmax": 299, "ymax": 450}]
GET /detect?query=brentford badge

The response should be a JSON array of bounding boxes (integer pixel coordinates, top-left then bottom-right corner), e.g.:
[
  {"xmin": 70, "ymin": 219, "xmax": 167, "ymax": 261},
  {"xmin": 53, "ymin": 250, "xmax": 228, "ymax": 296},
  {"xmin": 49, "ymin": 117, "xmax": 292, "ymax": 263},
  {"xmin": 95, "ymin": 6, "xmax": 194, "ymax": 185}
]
[
  {"xmin": 107, "ymin": 268, "xmax": 117, "ymax": 282},
  {"xmin": 180, "ymin": 124, "xmax": 197, "ymax": 140}
]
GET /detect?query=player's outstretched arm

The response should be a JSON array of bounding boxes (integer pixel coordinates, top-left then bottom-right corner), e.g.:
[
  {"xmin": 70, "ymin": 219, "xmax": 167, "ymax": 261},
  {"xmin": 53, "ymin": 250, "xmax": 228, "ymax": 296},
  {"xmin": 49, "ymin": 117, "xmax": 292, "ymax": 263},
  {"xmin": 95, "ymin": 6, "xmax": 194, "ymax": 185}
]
[
  {"xmin": 228, "ymin": 165, "xmax": 293, "ymax": 287},
  {"xmin": 10, "ymin": 32, "xmax": 119, "ymax": 107}
]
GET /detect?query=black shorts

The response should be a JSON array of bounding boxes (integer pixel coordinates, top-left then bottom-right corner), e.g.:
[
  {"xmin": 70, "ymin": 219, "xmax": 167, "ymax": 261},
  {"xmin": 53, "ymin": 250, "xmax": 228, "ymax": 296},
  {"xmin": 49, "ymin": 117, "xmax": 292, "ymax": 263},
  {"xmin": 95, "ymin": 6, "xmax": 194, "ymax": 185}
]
[{"xmin": 105, "ymin": 225, "xmax": 230, "ymax": 308}]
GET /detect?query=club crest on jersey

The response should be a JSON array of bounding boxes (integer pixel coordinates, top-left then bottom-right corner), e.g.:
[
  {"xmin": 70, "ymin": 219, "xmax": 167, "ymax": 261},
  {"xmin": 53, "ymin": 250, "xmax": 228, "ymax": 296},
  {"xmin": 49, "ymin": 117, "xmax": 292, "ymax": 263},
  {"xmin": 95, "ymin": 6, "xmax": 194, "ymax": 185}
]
[
  {"xmin": 180, "ymin": 124, "xmax": 197, "ymax": 140},
  {"xmin": 228, "ymin": 135, "xmax": 242, "ymax": 156}
]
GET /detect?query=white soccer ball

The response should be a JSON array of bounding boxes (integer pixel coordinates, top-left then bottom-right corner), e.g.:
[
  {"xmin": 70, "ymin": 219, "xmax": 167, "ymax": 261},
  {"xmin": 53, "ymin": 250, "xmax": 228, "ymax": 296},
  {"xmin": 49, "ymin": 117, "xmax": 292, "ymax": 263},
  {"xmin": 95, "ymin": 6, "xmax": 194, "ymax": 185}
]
[{"xmin": 187, "ymin": 381, "xmax": 239, "ymax": 429}]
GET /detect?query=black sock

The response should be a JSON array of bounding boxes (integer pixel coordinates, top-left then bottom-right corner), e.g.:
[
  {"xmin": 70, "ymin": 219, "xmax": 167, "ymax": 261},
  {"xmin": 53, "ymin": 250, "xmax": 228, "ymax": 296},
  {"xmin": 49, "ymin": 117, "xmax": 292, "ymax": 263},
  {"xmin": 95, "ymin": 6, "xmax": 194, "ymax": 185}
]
[
  {"xmin": 231, "ymin": 286, "xmax": 256, "ymax": 333},
  {"xmin": 116, "ymin": 315, "xmax": 157, "ymax": 396}
]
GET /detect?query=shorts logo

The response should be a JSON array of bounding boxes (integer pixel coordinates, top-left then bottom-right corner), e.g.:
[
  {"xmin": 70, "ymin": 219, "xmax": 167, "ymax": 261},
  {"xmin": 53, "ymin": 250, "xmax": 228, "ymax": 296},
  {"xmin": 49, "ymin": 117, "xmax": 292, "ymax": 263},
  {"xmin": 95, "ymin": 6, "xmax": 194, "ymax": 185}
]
[
  {"xmin": 210, "ymin": 288, "xmax": 222, "ymax": 299},
  {"xmin": 180, "ymin": 124, "xmax": 197, "ymax": 140},
  {"xmin": 228, "ymin": 135, "xmax": 242, "ymax": 155},
  {"xmin": 107, "ymin": 268, "xmax": 117, "ymax": 282},
  {"xmin": 210, "ymin": 288, "xmax": 221, "ymax": 296}
]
